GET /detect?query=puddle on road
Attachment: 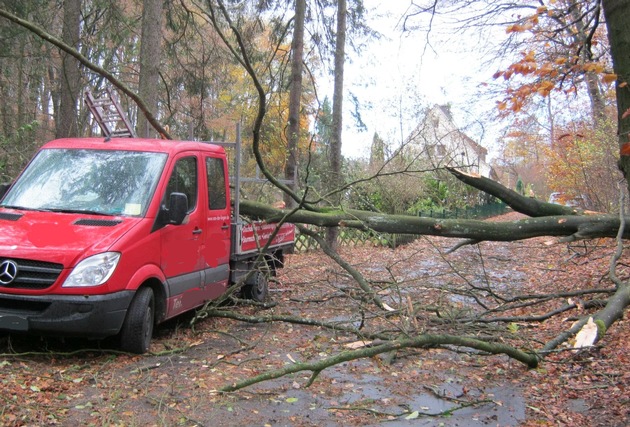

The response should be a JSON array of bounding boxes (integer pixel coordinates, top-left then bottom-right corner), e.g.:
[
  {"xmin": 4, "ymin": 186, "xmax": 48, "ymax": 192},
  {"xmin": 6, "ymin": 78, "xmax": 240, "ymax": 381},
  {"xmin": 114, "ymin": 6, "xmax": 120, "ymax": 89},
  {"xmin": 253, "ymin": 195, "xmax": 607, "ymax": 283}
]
[
  {"xmin": 319, "ymin": 362, "xmax": 526, "ymax": 426},
  {"xmin": 212, "ymin": 358, "xmax": 526, "ymax": 427}
]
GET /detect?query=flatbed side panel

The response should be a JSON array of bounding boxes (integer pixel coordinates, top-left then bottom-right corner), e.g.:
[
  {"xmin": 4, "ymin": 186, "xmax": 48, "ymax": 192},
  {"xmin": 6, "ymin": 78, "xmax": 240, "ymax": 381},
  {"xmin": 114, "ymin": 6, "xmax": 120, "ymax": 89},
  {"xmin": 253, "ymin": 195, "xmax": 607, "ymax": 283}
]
[{"xmin": 235, "ymin": 222, "xmax": 295, "ymax": 256}]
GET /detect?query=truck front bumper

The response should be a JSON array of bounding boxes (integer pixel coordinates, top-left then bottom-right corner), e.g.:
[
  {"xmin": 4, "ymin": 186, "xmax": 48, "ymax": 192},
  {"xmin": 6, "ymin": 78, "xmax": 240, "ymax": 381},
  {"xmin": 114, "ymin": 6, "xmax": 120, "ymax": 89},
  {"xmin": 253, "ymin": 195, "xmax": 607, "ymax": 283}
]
[{"xmin": 0, "ymin": 291, "xmax": 135, "ymax": 338}]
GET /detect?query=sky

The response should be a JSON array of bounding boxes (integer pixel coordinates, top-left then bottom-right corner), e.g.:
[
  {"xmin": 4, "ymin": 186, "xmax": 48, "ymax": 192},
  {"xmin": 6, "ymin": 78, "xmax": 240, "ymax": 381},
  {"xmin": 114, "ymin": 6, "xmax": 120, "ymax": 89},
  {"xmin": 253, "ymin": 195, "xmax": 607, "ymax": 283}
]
[{"xmin": 338, "ymin": 1, "xmax": 508, "ymax": 159}]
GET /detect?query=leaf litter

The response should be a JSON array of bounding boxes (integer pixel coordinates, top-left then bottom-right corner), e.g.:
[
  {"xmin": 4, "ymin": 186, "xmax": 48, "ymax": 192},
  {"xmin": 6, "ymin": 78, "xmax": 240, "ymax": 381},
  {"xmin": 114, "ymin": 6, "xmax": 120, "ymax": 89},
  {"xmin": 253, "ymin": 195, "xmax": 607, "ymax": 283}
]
[{"xmin": 0, "ymin": 213, "xmax": 628, "ymax": 426}]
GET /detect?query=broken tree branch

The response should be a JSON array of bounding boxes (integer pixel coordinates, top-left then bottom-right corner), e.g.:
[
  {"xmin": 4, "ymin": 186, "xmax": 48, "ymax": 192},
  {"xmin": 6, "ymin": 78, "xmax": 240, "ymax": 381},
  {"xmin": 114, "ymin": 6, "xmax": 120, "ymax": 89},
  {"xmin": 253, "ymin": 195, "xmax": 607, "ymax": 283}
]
[
  {"xmin": 219, "ymin": 334, "xmax": 538, "ymax": 392},
  {"xmin": 446, "ymin": 167, "xmax": 584, "ymax": 217},
  {"xmin": 297, "ymin": 225, "xmax": 392, "ymax": 311}
]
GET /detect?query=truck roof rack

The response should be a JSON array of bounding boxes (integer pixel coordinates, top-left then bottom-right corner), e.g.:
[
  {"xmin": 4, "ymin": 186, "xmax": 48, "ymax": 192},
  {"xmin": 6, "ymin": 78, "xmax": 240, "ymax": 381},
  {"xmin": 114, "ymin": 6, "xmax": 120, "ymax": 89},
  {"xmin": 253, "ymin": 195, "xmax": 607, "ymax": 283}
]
[
  {"xmin": 212, "ymin": 124, "xmax": 295, "ymax": 225},
  {"xmin": 85, "ymin": 88, "xmax": 137, "ymax": 138}
]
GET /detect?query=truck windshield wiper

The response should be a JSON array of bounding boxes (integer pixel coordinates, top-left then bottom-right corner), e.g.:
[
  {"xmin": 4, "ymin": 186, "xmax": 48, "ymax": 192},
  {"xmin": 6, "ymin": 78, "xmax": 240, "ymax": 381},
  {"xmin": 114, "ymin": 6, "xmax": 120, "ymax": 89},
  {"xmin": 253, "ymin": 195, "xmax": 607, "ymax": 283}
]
[
  {"xmin": 1, "ymin": 205, "xmax": 50, "ymax": 212},
  {"xmin": 47, "ymin": 208, "xmax": 116, "ymax": 216}
]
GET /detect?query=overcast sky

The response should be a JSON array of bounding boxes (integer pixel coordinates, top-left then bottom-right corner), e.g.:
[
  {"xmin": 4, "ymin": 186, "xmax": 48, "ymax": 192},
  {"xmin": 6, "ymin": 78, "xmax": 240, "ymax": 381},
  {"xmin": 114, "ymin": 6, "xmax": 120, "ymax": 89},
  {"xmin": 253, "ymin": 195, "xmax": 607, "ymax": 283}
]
[{"xmin": 338, "ymin": 1, "xmax": 507, "ymax": 159}]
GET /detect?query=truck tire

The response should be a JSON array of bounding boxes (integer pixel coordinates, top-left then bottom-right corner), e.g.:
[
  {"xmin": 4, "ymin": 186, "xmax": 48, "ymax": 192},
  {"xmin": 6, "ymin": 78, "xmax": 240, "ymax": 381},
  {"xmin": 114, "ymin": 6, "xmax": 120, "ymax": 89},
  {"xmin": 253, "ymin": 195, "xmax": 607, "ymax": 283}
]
[
  {"xmin": 119, "ymin": 287, "xmax": 154, "ymax": 354},
  {"xmin": 243, "ymin": 270, "xmax": 268, "ymax": 302}
]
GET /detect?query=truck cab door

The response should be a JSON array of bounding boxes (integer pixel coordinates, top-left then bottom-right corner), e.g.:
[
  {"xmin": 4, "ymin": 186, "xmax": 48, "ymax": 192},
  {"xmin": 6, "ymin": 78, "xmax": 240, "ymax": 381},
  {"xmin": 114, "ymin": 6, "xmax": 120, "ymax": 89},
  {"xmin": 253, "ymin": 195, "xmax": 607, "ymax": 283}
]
[
  {"xmin": 160, "ymin": 154, "xmax": 204, "ymax": 317},
  {"xmin": 200, "ymin": 155, "xmax": 230, "ymax": 298}
]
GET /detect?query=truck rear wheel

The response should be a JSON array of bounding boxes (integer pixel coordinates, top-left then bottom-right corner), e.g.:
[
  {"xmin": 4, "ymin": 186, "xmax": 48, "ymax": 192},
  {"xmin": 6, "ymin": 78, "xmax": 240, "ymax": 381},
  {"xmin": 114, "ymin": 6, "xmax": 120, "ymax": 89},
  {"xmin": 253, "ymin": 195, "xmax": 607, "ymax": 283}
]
[
  {"xmin": 119, "ymin": 287, "xmax": 154, "ymax": 354},
  {"xmin": 243, "ymin": 270, "xmax": 268, "ymax": 302}
]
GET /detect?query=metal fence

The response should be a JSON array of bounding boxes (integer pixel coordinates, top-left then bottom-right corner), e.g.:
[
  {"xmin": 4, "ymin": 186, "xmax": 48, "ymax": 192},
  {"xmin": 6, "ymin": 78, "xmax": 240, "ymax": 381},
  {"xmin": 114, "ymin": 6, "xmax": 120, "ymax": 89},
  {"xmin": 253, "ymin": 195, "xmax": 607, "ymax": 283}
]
[{"xmin": 416, "ymin": 201, "xmax": 508, "ymax": 220}]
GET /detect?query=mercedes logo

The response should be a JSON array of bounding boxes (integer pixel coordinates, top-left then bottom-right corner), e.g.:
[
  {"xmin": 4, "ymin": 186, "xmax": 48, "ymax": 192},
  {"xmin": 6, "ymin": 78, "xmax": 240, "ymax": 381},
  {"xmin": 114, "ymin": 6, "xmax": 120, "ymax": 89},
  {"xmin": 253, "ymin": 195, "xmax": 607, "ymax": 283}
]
[{"xmin": 0, "ymin": 260, "xmax": 18, "ymax": 285}]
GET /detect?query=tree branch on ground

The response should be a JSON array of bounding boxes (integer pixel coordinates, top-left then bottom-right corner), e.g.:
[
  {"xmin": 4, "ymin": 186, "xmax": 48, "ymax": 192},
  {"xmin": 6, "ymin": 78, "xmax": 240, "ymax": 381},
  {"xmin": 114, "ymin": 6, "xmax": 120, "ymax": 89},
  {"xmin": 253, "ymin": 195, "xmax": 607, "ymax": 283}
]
[{"xmin": 219, "ymin": 333, "xmax": 538, "ymax": 392}]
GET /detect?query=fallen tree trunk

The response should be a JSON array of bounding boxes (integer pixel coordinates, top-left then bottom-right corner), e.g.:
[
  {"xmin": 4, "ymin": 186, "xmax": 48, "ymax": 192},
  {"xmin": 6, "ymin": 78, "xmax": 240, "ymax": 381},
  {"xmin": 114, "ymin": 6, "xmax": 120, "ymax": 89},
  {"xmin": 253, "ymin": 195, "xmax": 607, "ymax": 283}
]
[
  {"xmin": 241, "ymin": 165, "xmax": 630, "ymax": 243},
  {"xmin": 240, "ymin": 200, "xmax": 630, "ymax": 242},
  {"xmin": 542, "ymin": 281, "xmax": 630, "ymax": 354}
]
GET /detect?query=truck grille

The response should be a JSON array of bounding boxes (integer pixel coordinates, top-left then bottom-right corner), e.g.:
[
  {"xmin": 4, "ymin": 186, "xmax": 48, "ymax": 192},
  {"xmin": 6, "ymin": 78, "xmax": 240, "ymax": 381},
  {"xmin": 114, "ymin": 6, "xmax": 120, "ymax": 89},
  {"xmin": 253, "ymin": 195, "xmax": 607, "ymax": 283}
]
[{"xmin": 0, "ymin": 258, "xmax": 64, "ymax": 290}]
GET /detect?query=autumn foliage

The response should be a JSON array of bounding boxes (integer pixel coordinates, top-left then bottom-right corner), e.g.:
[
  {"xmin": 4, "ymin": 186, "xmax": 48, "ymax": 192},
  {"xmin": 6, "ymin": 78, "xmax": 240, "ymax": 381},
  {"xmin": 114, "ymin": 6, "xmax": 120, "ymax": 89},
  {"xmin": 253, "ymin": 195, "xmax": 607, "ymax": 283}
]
[
  {"xmin": 493, "ymin": 2, "xmax": 615, "ymax": 114},
  {"xmin": 492, "ymin": 0, "xmax": 626, "ymax": 212},
  {"xmin": 544, "ymin": 120, "xmax": 621, "ymax": 210}
]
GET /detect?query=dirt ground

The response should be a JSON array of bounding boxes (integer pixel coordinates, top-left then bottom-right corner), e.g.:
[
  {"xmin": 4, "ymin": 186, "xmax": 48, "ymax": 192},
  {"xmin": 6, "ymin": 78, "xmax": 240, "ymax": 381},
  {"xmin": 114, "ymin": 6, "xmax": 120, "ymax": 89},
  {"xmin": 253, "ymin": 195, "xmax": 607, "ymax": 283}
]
[{"xmin": 1, "ymin": 213, "xmax": 629, "ymax": 426}]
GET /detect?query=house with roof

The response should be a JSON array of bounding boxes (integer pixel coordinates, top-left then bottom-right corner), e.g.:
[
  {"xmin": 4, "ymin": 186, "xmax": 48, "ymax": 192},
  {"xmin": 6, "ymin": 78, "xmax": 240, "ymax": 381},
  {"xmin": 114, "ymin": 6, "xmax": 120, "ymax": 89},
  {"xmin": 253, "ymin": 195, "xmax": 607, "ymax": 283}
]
[{"xmin": 404, "ymin": 105, "xmax": 496, "ymax": 180}]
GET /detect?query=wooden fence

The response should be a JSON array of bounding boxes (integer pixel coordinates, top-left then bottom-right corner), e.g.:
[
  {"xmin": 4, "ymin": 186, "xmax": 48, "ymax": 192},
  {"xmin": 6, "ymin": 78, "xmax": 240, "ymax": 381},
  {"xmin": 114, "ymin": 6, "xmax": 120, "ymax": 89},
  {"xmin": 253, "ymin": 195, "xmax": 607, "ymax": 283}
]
[
  {"xmin": 293, "ymin": 202, "xmax": 508, "ymax": 252},
  {"xmin": 293, "ymin": 226, "xmax": 407, "ymax": 252}
]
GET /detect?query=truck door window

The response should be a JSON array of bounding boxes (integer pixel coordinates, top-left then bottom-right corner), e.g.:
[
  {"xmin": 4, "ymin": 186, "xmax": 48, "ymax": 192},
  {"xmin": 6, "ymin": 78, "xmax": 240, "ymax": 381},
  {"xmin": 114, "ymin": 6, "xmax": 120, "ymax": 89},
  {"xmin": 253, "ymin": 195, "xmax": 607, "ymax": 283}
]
[
  {"xmin": 165, "ymin": 157, "xmax": 197, "ymax": 212},
  {"xmin": 206, "ymin": 157, "xmax": 226, "ymax": 210}
]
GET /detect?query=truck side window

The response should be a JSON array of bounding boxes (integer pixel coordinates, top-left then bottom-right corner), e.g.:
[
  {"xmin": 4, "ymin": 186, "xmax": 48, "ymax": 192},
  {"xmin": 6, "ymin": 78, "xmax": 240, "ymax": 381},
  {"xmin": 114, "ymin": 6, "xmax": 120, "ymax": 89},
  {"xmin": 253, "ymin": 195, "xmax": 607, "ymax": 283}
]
[
  {"xmin": 206, "ymin": 157, "xmax": 227, "ymax": 210},
  {"xmin": 165, "ymin": 157, "xmax": 197, "ymax": 212}
]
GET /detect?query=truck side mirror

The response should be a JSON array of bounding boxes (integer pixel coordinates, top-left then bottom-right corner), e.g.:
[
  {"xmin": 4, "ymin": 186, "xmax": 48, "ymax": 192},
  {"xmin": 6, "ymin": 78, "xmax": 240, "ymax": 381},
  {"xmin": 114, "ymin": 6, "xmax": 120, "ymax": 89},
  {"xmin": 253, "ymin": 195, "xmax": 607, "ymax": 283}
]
[{"xmin": 167, "ymin": 192, "xmax": 188, "ymax": 225}]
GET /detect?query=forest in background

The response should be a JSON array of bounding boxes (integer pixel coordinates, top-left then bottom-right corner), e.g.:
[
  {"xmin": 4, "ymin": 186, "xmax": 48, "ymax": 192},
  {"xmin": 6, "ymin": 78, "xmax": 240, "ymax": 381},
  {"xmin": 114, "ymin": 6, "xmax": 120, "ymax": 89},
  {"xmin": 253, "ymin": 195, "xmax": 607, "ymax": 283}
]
[{"xmin": 0, "ymin": 0, "xmax": 624, "ymax": 214}]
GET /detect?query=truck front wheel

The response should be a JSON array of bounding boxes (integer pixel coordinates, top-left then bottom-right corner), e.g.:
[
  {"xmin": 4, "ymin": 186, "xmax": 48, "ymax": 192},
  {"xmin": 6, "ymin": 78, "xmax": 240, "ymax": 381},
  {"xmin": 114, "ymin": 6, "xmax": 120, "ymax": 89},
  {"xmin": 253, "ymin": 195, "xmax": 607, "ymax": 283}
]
[
  {"xmin": 119, "ymin": 287, "xmax": 155, "ymax": 354},
  {"xmin": 243, "ymin": 270, "xmax": 268, "ymax": 302}
]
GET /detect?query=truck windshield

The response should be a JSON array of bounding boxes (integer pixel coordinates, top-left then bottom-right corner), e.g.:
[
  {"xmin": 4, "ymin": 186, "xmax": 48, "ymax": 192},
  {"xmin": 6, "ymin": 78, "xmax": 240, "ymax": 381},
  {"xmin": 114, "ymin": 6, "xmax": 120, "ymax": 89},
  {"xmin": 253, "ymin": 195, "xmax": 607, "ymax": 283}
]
[{"xmin": 1, "ymin": 148, "xmax": 168, "ymax": 217}]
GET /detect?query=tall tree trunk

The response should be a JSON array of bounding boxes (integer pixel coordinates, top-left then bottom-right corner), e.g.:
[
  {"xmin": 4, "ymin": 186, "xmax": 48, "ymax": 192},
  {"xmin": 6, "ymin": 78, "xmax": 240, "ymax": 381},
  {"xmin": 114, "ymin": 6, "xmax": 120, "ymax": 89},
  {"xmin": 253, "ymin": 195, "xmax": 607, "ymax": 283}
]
[
  {"xmin": 603, "ymin": 0, "xmax": 630, "ymax": 191},
  {"xmin": 15, "ymin": 37, "xmax": 24, "ymax": 132},
  {"xmin": 56, "ymin": 0, "xmax": 81, "ymax": 138},
  {"xmin": 569, "ymin": 0, "xmax": 607, "ymax": 127},
  {"xmin": 284, "ymin": 0, "xmax": 305, "ymax": 208},
  {"xmin": 137, "ymin": 0, "xmax": 163, "ymax": 138},
  {"xmin": 584, "ymin": 71, "xmax": 607, "ymax": 127},
  {"xmin": 326, "ymin": 0, "xmax": 347, "ymax": 249}
]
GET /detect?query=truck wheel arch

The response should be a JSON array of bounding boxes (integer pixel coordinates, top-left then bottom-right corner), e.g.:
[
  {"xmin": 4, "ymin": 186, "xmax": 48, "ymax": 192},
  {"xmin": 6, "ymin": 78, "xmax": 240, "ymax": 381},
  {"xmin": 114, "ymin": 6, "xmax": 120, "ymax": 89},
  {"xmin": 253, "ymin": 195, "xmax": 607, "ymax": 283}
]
[{"xmin": 125, "ymin": 265, "xmax": 168, "ymax": 324}]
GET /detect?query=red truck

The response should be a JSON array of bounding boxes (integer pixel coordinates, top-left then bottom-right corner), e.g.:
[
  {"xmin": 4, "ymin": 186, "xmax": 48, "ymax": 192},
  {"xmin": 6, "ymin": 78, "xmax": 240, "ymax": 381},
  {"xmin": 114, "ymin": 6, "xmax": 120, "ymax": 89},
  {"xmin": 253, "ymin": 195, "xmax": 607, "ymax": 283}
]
[{"xmin": 0, "ymin": 137, "xmax": 294, "ymax": 353}]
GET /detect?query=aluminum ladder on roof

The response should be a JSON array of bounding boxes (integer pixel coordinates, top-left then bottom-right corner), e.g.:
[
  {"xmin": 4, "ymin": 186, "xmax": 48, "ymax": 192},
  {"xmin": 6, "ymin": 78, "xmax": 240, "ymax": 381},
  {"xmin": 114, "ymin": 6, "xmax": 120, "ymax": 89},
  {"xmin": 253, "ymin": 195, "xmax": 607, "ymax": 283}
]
[{"xmin": 84, "ymin": 88, "xmax": 137, "ymax": 138}]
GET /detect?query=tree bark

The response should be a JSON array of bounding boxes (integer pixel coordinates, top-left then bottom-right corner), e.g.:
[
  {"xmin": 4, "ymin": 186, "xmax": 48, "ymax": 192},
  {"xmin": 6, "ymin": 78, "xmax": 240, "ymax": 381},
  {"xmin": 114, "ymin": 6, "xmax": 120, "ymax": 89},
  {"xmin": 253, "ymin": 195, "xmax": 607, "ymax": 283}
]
[
  {"xmin": 137, "ymin": 0, "xmax": 163, "ymax": 138},
  {"xmin": 56, "ymin": 0, "xmax": 81, "ymax": 138},
  {"xmin": 325, "ymin": 0, "xmax": 347, "ymax": 249},
  {"xmin": 284, "ymin": 0, "xmax": 305, "ymax": 208},
  {"xmin": 602, "ymin": 0, "xmax": 630, "ymax": 192}
]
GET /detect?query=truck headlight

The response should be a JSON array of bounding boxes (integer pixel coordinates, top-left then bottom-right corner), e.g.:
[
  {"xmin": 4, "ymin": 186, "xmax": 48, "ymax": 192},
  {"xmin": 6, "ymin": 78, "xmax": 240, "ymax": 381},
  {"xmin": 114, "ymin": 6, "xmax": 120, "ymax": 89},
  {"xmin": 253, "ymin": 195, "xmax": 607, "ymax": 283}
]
[{"xmin": 62, "ymin": 252, "xmax": 121, "ymax": 287}]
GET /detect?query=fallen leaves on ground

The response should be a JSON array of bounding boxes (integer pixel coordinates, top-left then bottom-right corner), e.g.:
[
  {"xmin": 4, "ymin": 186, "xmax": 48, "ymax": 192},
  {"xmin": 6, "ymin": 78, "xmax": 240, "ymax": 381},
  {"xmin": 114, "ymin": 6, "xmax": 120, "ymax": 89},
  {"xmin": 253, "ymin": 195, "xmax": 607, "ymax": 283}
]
[{"xmin": 1, "ymin": 213, "xmax": 628, "ymax": 426}]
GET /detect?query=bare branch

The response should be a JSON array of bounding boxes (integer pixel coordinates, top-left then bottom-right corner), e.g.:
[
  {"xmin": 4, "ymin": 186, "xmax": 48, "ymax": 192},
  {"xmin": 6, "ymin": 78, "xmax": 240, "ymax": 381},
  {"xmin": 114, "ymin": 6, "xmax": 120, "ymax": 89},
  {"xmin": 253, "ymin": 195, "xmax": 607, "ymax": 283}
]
[
  {"xmin": 0, "ymin": 7, "xmax": 171, "ymax": 139},
  {"xmin": 220, "ymin": 333, "xmax": 538, "ymax": 392}
]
